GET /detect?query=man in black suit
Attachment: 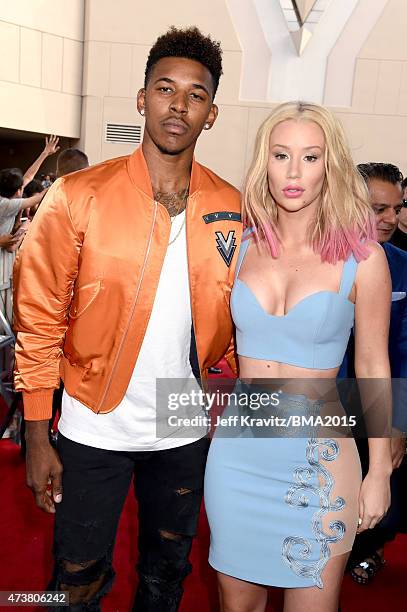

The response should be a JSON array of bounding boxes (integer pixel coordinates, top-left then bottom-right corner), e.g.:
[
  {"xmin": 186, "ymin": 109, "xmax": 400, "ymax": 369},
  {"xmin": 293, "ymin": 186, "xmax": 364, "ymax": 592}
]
[
  {"xmin": 390, "ymin": 177, "xmax": 407, "ymax": 251},
  {"xmin": 341, "ymin": 162, "xmax": 407, "ymax": 584}
]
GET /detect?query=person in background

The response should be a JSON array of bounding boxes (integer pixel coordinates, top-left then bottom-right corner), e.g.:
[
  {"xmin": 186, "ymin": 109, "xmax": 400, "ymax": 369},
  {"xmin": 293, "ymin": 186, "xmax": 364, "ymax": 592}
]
[
  {"xmin": 41, "ymin": 174, "xmax": 52, "ymax": 188},
  {"xmin": 390, "ymin": 177, "xmax": 407, "ymax": 251},
  {"xmin": 23, "ymin": 179, "xmax": 44, "ymax": 198},
  {"xmin": 56, "ymin": 149, "xmax": 89, "ymax": 178},
  {"xmin": 0, "ymin": 169, "xmax": 44, "ymax": 252},
  {"xmin": 342, "ymin": 162, "xmax": 407, "ymax": 585},
  {"xmin": 19, "ymin": 180, "xmax": 45, "ymax": 228},
  {"xmin": 0, "ymin": 136, "xmax": 60, "ymax": 250}
]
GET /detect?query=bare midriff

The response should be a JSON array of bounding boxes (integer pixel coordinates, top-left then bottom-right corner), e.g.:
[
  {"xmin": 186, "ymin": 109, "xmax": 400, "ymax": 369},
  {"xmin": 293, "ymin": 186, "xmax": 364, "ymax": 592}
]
[{"xmin": 238, "ymin": 355, "xmax": 340, "ymax": 401}]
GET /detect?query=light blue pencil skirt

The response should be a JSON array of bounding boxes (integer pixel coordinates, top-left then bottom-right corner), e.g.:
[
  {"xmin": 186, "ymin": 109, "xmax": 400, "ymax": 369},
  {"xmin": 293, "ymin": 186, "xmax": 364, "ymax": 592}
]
[{"xmin": 204, "ymin": 380, "xmax": 361, "ymax": 589}]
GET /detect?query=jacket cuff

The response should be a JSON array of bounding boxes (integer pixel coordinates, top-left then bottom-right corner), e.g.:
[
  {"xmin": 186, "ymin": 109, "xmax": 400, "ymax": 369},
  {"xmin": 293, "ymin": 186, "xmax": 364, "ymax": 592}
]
[{"xmin": 22, "ymin": 390, "xmax": 54, "ymax": 421}]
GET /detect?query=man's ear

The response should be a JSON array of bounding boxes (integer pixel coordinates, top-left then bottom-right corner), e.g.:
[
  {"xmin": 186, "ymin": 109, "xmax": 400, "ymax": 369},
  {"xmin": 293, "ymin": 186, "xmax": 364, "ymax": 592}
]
[
  {"xmin": 203, "ymin": 104, "xmax": 219, "ymax": 130},
  {"xmin": 137, "ymin": 88, "xmax": 146, "ymax": 117}
]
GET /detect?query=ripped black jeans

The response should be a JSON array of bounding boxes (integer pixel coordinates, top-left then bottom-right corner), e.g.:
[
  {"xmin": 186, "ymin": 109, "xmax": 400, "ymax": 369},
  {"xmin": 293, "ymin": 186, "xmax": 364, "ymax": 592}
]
[{"xmin": 49, "ymin": 434, "xmax": 209, "ymax": 611}]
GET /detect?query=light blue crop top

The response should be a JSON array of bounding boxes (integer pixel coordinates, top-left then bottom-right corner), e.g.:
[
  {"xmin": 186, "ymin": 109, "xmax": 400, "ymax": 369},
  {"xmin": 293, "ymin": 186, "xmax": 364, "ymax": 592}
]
[{"xmin": 231, "ymin": 232, "xmax": 358, "ymax": 370}]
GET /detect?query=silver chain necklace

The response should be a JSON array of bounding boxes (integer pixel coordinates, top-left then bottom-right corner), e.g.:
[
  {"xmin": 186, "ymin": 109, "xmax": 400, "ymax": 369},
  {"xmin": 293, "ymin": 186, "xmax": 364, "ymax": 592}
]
[{"xmin": 168, "ymin": 211, "xmax": 186, "ymax": 245}]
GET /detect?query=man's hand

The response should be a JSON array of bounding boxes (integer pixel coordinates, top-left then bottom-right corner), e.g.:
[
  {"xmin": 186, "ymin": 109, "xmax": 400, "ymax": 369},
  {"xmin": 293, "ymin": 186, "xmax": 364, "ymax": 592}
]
[
  {"xmin": 0, "ymin": 233, "xmax": 21, "ymax": 251},
  {"xmin": 43, "ymin": 135, "xmax": 60, "ymax": 157},
  {"xmin": 25, "ymin": 421, "xmax": 63, "ymax": 513}
]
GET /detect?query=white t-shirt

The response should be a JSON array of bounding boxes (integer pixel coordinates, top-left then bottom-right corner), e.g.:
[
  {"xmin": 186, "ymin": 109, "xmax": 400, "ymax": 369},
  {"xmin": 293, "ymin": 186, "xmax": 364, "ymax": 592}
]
[
  {"xmin": 58, "ymin": 210, "xmax": 207, "ymax": 451},
  {"xmin": 0, "ymin": 196, "xmax": 23, "ymax": 234}
]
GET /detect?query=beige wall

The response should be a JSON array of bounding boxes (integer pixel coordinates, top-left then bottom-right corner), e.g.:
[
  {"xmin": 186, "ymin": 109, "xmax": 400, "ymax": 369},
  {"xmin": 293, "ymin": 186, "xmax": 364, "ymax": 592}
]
[
  {"xmin": 80, "ymin": 0, "xmax": 407, "ymax": 188},
  {"xmin": 326, "ymin": 0, "xmax": 407, "ymax": 172},
  {"xmin": 81, "ymin": 0, "xmax": 242, "ymax": 168},
  {"xmin": 0, "ymin": 0, "xmax": 84, "ymax": 138},
  {"xmin": 1, "ymin": 0, "xmax": 406, "ymax": 187}
]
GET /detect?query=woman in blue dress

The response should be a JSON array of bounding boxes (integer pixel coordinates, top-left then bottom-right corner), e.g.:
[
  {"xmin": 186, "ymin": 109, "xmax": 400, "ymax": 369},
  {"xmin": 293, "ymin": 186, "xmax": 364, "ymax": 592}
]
[{"xmin": 204, "ymin": 102, "xmax": 392, "ymax": 612}]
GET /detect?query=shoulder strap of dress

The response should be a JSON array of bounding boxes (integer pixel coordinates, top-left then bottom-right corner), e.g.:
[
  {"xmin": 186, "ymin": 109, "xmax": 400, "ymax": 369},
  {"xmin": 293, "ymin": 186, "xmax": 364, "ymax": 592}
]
[
  {"xmin": 339, "ymin": 254, "xmax": 358, "ymax": 297},
  {"xmin": 235, "ymin": 229, "xmax": 253, "ymax": 277}
]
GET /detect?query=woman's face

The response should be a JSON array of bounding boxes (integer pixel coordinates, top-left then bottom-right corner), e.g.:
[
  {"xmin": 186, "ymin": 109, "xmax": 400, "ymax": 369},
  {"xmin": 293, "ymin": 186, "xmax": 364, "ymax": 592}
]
[{"xmin": 267, "ymin": 119, "xmax": 326, "ymax": 213}]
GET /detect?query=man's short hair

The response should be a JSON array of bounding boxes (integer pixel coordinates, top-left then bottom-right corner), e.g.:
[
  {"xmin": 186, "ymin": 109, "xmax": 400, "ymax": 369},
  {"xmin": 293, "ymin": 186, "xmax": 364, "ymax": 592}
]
[
  {"xmin": 24, "ymin": 179, "xmax": 43, "ymax": 197},
  {"xmin": 402, "ymin": 176, "xmax": 407, "ymax": 191},
  {"xmin": 144, "ymin": 26, "xmax": 223, "ymax": 98},
  {"xmin": 0, "ymin": 168, "xmax": 24, "ymax": 198},
  {"xmin": 357, "ymin": 162, "xmax": 403, "ymax": 186},
  {"xmin": 56, "ymin": 149, "xmax": 89, "ymax": 178}
]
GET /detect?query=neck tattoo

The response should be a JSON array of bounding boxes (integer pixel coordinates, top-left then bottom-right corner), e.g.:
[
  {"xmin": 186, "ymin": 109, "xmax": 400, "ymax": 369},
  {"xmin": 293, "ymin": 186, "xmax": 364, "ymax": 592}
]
[{"xmin": 153, "ymin": 184, "xmax": 190, "ymax": 217}]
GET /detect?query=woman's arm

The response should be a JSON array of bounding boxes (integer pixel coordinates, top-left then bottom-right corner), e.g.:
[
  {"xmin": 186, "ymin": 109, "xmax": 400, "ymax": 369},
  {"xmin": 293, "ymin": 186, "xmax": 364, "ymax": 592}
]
[{"xmin": 354, "ymin": 241, "xmax": 392, "ymax": 531}]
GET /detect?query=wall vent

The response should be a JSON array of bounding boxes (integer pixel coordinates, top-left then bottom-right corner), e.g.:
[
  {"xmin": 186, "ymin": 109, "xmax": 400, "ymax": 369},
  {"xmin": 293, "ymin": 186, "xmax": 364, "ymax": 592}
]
[{"xmin": 105, "ymin": 123, "xmax": 142, "ymax": 144}]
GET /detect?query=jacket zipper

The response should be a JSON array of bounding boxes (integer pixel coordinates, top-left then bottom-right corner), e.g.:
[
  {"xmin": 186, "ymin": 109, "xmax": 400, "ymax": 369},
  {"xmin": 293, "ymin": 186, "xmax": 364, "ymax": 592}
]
[
  {"xmin": 185, "ymin": 201, "xmax": 205, "ymax": 392},
  {"xmin": 97, "ymin": 201, "xmax": 158, "ymax": 411}
]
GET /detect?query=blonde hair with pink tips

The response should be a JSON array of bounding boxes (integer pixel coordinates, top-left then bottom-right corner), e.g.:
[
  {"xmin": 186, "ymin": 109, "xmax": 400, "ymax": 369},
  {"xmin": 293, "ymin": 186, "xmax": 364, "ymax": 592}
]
[{"xmin": 243, "ymin": 101, "xmax": 377, "ymax": 263}]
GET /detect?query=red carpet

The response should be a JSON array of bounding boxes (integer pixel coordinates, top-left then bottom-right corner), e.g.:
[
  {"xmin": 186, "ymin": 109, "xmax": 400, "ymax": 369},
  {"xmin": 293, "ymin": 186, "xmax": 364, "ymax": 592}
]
[{"xmin": 1, "ymin": 437, "xmax": 406, "ymax": 611}]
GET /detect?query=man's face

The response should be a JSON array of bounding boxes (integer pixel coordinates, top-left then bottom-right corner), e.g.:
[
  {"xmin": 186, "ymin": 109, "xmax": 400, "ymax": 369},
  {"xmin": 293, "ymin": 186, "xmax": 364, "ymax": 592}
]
[
  {"xmin": 137, "ymin": 56, "xmax": 218, "ymax": 156},
  {"xmin": 368, "ymin": 178, "xmax": 403, "ymax": 243}
]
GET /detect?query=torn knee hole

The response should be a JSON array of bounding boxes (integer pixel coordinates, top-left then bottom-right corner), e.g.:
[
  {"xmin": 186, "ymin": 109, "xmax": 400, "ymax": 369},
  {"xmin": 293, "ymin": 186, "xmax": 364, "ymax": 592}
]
[
  {"xmin": 62, "ymin": 559, "xmax": 98, "ymax": 573},
  {"xmin": 175, "ymin": 487, "xmax": 191, "ymax": 496},
  {"xmin": 58, "ymin": 556, "xmax": 110, "ymax": 587},
  {"xmin": 159, "ymin": 529, "xmax": 183, "ymax": 542},
  {"xmin": 58, "ymin": 558, "xmax": 113, "ymax": 605},
  {"xmin": 59, "ymin": 580, "xmax": 104, "ymax": 605}
]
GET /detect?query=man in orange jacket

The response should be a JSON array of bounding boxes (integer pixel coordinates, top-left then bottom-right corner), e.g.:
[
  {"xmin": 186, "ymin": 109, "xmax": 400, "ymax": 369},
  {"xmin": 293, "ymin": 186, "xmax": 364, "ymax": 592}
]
[{"xmin": 13, "ymin": 27, "xmax": 242, "ymax": 611}]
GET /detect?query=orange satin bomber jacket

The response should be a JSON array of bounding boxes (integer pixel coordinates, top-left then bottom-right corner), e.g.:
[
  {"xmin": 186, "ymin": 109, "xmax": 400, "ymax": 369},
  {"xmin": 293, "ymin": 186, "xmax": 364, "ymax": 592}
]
[{"xmin": 13, "ymin": 147, "xmax": 242, "ymax": 421}]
